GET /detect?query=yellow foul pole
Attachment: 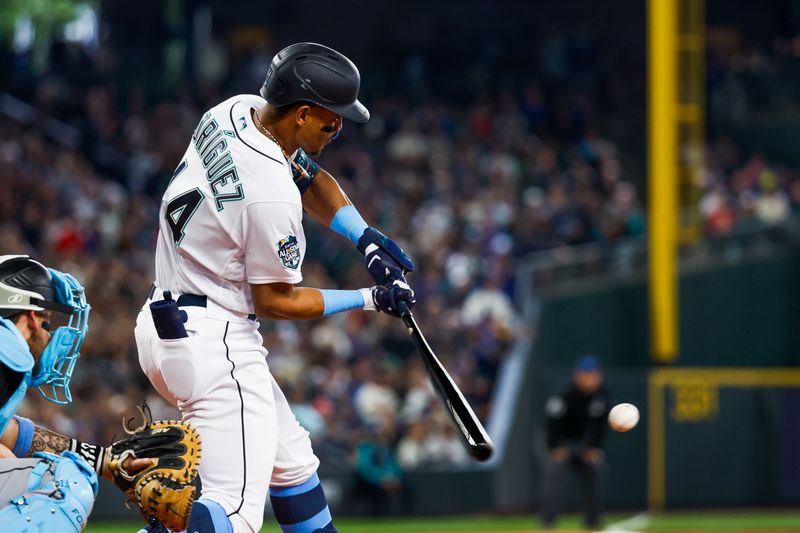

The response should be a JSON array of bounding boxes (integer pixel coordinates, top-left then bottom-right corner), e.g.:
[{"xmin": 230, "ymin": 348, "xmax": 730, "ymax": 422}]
[{"xmin": 648, "ymin": 0, "xmax": 678, "ymax": 363}]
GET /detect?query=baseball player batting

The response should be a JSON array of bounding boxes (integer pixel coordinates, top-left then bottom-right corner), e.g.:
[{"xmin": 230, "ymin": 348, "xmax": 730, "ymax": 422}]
[{"xmin": 135, "ymin": 42, "xmax": 416, "ymax": 533}]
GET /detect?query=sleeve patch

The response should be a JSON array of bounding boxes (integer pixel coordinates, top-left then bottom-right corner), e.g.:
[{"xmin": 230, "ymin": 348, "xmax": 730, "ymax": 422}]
[{"xmin": 277, "ymin": 235, "xmax": 301, "ymax": 269}]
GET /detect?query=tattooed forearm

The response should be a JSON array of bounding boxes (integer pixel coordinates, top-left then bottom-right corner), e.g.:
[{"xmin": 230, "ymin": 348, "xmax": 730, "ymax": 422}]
[
  {"xmin": 26, "ymin": 426, "xmax": 105, "ymax": 473},
  {"xmin": 28, "ymin": 425, "xmax": 72, "ymax": 456}
]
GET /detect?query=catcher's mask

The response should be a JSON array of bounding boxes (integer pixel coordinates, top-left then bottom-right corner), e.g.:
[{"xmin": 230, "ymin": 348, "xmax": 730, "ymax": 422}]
[{"xmin": 0, "ymin": 255, "xmax": 90, "ymax": 404}]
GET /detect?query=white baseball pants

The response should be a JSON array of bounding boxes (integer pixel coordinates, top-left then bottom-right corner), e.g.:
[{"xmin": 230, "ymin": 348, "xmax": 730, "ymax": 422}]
[{"xmin": 134, "ymin": 297, "xmax": 319, "ymax": 533}]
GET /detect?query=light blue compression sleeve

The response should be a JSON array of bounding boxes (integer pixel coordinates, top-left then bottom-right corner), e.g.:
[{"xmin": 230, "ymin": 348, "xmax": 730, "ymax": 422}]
[
  {"xmin": 320, "ymin": 289, "xmax": 366, "ymax": 316},
  {"xmin": 12, "ymin": 415, "xmax": 34, "ymax": 457},
  {"xmin": 329, "ymin": 205, "xmax": 368, "ymax": 245}
]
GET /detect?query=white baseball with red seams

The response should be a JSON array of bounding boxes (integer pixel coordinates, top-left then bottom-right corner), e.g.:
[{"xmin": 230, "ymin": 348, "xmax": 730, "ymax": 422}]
[{"xmin": 608, "ymin": 403, "xmax": 640, "ymax": 432}]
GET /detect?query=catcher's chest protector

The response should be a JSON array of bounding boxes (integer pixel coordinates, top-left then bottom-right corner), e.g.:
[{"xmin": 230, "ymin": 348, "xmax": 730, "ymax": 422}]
[{"xmin": 0, "ymin": 452, "xmax": 97, "ymax": 533}]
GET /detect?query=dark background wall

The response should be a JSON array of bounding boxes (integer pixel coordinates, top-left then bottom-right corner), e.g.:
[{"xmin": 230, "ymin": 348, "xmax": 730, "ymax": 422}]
[
  {"xmin": 534, "ymin": 247, "xmax": 800, "ymax": 369},
  {"xmin": 517, "ymin": 242, "xmax": 800, "ymax": 512}
]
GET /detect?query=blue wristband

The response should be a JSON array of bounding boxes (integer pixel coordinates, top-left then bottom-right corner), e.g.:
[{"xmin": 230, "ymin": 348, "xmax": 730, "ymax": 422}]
[
  {"xmin": 12, "ymin": 415, "xmax": 34, "ymax": 457},
  {"xmin": 320, "ymin": 289, "xmax": 365, "ymax": 316},
  {"xmin": 330, "ymin": 205, "xmax": 368, "ymax": 245}
]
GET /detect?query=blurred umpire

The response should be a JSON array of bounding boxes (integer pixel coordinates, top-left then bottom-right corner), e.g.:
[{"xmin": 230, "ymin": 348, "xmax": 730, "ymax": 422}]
[{"xmin": 541, "ymin": 355, "xmax": 609, "ymax": 529}]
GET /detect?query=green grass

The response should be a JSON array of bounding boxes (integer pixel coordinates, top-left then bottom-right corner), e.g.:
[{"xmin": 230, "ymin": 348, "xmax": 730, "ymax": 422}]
[
  {"xmin": 646, "ymin": 511, "xmax": 800, "ymax": 530},
  {"xmin": 84, "ymin": 511, "xmax": 800, "ymax": 532},
  {"xmin": 85, "ymin": 515, "xmax": 544, "ymax": 533}
]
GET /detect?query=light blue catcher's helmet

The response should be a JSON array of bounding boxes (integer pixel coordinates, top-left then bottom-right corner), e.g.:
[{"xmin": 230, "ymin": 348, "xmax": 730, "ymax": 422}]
[{"xmin": 0, "ymin": 255, "xmax": 90, "ymax": 404}]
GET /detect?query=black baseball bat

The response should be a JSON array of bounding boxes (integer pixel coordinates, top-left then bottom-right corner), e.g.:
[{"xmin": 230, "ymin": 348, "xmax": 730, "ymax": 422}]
[{"xmin": 397, "ymin": 302, "xmax": 494, "ymax": 462}]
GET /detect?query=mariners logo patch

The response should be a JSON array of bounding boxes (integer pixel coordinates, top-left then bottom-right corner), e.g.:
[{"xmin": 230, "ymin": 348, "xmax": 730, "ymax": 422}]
[{"xmin": 277, "ymin": 235, "xmax": 301, "ymax": 269}]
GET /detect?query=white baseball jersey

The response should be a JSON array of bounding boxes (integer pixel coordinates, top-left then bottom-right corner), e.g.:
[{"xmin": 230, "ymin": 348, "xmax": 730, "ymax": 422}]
[
  {"xmin": 139, "ymin": 95, "xmax": 320, "ymax": 533},
  {"xmin": 155, "ymin": 94, "xmax": 305, "ymax": 318}
]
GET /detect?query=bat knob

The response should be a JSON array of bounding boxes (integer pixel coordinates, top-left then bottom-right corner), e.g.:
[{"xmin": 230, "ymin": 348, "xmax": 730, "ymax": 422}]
[{"xmin": 471, "ymin": 442, "xmax": 494, "ymax": 462}]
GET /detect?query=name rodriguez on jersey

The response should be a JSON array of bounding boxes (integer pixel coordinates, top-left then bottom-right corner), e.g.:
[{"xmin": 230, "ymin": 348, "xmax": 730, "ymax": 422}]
[{"xmin": 191, "ymin": 110, "xmax": 245, "ymax": 211}]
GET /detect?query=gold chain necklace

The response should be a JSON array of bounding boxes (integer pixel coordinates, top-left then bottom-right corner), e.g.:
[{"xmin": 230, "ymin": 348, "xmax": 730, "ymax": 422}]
[{"xmin": 251, "ymin": 109, "xmax": 309, "ymax": 180}]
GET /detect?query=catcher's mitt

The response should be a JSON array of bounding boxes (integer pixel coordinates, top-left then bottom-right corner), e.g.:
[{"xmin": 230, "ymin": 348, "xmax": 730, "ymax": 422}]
[{"xmin": 105, "ymin": 404, "xmax": 202, "ymax": 531}]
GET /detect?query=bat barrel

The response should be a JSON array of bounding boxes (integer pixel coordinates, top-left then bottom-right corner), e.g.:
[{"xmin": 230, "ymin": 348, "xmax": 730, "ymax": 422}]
[{"xmin": 396, "ymin": 300, "xmax": 495, "ymax": 463}]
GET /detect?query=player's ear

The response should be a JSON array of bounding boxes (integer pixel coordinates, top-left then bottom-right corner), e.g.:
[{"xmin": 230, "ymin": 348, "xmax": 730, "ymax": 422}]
[
  {"xmin": 24, "ymin": 310, "xmax": 38, "ymax": 326},
  {"xmin": 12, "ymin": 310, "xmax": 37, "ymax": 336},
  {"xmin": 295, "ymin": 104, "xmax": 313, "ymax": 127},
  {"xmin": 30, "ymin": 311, "xmax": 48, "ymax": 333}
]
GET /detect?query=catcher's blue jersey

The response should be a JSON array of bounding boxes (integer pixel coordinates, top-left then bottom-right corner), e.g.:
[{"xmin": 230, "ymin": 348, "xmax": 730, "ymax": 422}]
[{"xmin": 0, "ymin": 317, "xmax": 34, "ymax": 436}]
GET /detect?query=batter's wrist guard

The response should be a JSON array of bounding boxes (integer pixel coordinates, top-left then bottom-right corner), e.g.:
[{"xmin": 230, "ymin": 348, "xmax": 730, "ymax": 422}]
[{"xmin": 330, "ymin": 205, "xmax": 369, "ymax": 244}]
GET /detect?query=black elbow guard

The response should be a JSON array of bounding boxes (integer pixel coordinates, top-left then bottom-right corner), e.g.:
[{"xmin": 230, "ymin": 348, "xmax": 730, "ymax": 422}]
[{"xmin": 291, "ymin": 148, "xmax": 319, "ymax": 194}]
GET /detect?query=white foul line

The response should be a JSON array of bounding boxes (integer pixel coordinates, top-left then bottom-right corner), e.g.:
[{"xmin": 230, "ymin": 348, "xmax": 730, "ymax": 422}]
[{"xmin": 602, "ymin": 512, "xmax": 651, "ymax": 532}]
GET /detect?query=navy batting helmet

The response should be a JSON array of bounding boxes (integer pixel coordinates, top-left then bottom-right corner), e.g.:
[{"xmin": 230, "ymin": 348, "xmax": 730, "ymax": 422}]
[{"xmin": 260, "ymin": 42, "xmax": 370, "ymax": 123}]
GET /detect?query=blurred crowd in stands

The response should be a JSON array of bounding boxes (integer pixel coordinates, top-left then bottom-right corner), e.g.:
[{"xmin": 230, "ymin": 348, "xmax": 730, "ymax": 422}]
[
  {"xmin": 707, "ymin": 25, "xmax": 800, "ymax": 125},
  {"xmin": 1, "ymin": 31, "xmax": 799, "ymax": 494},
  {"xmin": 701, "ymin": 136, "xmax": 799, "ymax": 236}
]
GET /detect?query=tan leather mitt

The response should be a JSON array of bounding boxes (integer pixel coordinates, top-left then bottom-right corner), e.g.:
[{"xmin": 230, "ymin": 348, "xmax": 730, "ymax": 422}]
[{"xmin": 105, "ymin": 409, "xmax": 202, "ymax": 531}]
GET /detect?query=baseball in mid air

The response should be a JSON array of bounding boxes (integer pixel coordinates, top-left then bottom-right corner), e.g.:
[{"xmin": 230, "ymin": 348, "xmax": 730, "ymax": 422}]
[{"xmin": 608, "ymin": 403, "xmax": 640, "ymax": 432}]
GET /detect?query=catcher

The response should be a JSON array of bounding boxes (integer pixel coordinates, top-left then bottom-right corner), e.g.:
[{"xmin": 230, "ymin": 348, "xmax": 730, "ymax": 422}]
[{"xmin": 0, "ymin": 255, "xmax": 201, "ymax": 531}]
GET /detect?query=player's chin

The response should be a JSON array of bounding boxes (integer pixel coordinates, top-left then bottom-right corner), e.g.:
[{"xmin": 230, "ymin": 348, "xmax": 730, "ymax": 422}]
[
  {"xmin": 304, "ymin": 145, "xmax": 325, "ymax": 157},
  {"xmin": 304, "ymin": 136, "xmax": 336, "ymax": 157}
]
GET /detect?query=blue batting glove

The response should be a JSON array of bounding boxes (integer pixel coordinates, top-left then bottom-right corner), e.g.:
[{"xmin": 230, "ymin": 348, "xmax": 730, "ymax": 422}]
[
  {"xmin": 370, "ymin": 280, "xmax": 416, "ymax": 317},
  {"xmin": 357, "ymin": 227, "xmax": 415, "ymax": 286}
]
